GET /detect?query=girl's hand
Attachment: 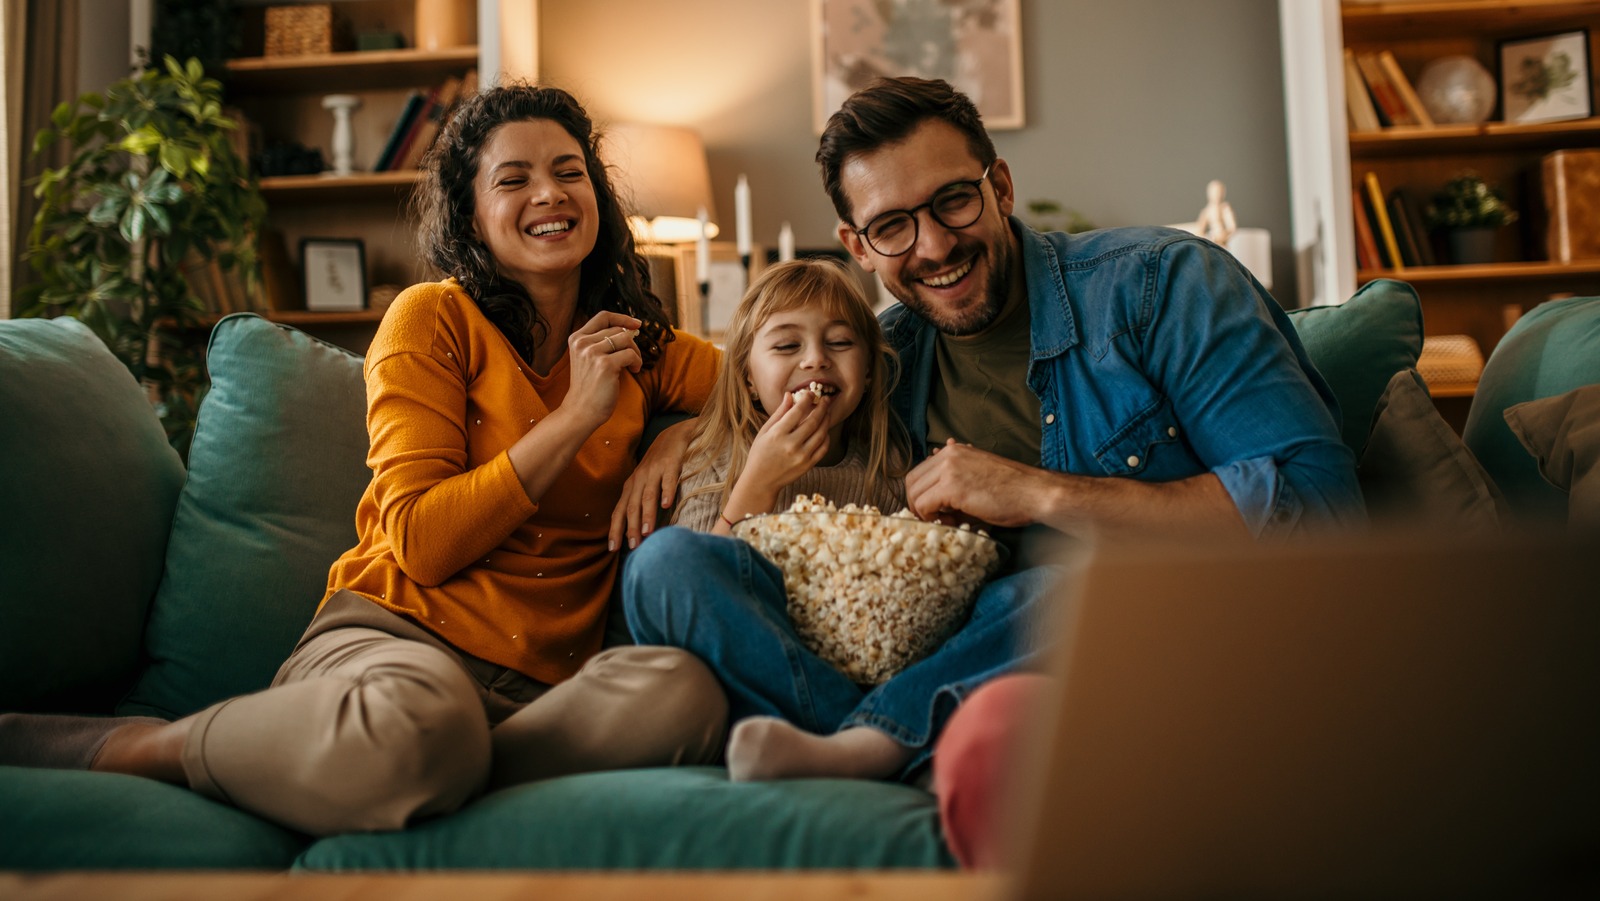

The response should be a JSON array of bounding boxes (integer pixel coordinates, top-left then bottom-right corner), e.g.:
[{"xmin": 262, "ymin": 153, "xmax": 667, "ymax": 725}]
[
  {"xmin": 560, "ymin": 311, "xmax": 643, "ymax": 430},
  {"xmin": 739, "ymin": 390, "xmax": 832, "ymax": 500}
]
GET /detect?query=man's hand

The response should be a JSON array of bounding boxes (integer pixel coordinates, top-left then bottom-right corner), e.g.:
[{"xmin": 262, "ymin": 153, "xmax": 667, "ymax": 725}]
[
  {"xmin": 904, "ymin": 439, "xmax": 1054, "ymax": 528},
  {"xmin": 609, "ymin": 417, "xmax": 697, "ymax": 551}
]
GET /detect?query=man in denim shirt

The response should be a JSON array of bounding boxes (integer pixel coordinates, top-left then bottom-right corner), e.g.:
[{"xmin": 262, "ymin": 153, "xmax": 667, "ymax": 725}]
[
  {"xmin": 824, "ymin": 77, "xmax": 1362, "ymax": 544},
  {"xmin": 625, "ymin": 77, "xmax": 1361, "ymax": 787}
]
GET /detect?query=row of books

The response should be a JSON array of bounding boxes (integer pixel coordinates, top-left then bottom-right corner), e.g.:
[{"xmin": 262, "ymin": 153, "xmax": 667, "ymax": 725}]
[
  {"xmin": 1353, "ymin": 171, "xmax": 1436, "ymax": 272},
  {"xmin": 371, "ymin": 68, "xmax": 479, "ymax": 172},
  {"xmin": 1343, "ymin": 48, "xmax": 1434, "ymax": 133}
]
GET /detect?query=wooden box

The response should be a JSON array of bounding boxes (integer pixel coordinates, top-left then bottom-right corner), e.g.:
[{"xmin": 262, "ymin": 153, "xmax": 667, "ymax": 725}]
[
  {"xmin": 1543, "ymin": 149, "xmax": 1600, "ymax": 263},
  {"xmin": 264, "ymin": 4, "xmax": 352, "ymax": 57}
]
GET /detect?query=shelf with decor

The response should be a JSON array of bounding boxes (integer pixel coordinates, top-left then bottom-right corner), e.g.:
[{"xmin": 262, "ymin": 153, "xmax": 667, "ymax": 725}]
[
  {"xmin": 216, "ymin": 0, "xmax": 509, "ymax": 352},
  {"xmin": 1280, "ymin": 0, "xmax": 1600, "ymax": 407}
]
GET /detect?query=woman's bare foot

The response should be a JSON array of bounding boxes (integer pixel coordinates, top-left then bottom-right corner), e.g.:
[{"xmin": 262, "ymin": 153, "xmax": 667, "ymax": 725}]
[
  {"xmin": 90, "ymin": 719, "xmax": 192, "ymax": 785},
  {"xmin": 725, "ymin": 718, "xmax": 912, "ymax": 782}
]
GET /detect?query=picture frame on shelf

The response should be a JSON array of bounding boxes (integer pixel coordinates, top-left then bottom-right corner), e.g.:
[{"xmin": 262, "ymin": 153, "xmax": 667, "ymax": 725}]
[
  {"xmin": 1498, "ymin": 29, "xmax": 1594, "ymax": 124},
  {"xmin": 671, "ymin": 241, "xmax": 764, "ymax": 340},
  {"xmin": 301, "ymin": 238, "xmax": 367, "ymax": 312},
  {"xmin": 811, "ymin": 0, "xmax": 1024, "ymax": 132}
]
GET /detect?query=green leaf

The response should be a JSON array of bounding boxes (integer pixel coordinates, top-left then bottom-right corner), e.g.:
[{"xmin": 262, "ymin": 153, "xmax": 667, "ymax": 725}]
[
  {"xmin": 50, "ymin": 101, "xmax": 73, "ymax": 129},
  {"xmin": 31, "ymin": 128, "xmax": 56, "ymax": 155},
  {"xmin": 121, "ymin": 206, "xmax": 146, "ymax": 243}
]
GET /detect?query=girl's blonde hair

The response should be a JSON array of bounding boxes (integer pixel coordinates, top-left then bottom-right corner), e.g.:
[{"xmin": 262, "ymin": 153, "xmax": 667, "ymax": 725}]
[{"xmin": 680, "ymin": 257, "xmax": 908, "ymax": 511}]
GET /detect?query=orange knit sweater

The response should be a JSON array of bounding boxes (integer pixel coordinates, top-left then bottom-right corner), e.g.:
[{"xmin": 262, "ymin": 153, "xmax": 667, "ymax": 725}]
[{"xmin": 323, "ymin": 279, "xmax": 721, "ymax": 684}]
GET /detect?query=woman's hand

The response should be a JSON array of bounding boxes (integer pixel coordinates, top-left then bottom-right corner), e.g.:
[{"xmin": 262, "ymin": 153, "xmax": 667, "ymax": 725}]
[
  {"xmin": 727, "ymin": 390, "xmax": 832, "ymax": 517},
  {"xmin": 609, "ymin": 416, "xmax": 697, "ymax": 551},
  {"xmin": 560, "ymin": 311, "xmax": 643, "ymax": 431}
]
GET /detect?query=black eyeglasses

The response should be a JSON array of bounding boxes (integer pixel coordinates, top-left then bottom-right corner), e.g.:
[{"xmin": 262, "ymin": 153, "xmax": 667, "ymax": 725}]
[{"xmin": 852, "ymin": 166, "xmax": 990, "ymax": 257}]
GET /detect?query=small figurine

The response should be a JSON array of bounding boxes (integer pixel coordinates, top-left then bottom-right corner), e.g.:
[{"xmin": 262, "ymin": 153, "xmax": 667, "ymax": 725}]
[{"xmin": 1192, "ymin": 179, "xmax": 1237, "ymax": 247}]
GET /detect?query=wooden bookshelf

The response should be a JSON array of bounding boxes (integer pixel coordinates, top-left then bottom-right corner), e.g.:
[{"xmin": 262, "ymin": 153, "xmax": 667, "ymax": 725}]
[
  {"xmin": 225, "ymin": 47, "xmax": 479, "ymax": 93},
  {"xmin": 1357, "ymin": 258, "xmax": 1600, "ymax": 283},
  {"xmin": 258, "ymin": 170, "xmax": 422, "ymax": 203}
]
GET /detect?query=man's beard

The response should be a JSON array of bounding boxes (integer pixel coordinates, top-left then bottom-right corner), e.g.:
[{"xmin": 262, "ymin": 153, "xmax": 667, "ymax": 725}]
[{"xmin": 886, "ymin": 235, "xmax": 1011, "ymax": 337}]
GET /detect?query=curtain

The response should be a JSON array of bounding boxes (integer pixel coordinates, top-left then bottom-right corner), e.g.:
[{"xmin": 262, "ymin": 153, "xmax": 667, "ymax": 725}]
[{"xmin": 2, "ymin": 0, "xmax": 78, "ymax": 318}]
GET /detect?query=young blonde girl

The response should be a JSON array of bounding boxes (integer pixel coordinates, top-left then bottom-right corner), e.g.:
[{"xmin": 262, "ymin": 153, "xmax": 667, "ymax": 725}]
[
  {"xmin": 630, "ymin": 258, "xmax": 1017, "ymax": 783},
  {"xmin": 670, "ymin": 258, "xmax": 907, "ymax": 536}
]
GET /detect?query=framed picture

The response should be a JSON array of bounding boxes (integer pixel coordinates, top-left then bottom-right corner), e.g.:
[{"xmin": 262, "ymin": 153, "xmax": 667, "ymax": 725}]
[
  {"xmin": 1498, "ymin": 29, "xmax": 1594, "ymax": 124},
  {"xmin": 811, "ymin": 0, "xmax": 1024, "ymax": 133},
  {"xmin": 672, "ymin": 241, "xmax": 764, "ymax": 341},
  {"xmin": 301, "ymin": 238, "xmax": 366, "ymax": 312}
]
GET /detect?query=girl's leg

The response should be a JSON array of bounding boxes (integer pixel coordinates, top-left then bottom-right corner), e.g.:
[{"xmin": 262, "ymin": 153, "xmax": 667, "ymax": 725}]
[{"xmin": 623, "ymin": 527, "xmax": 865, "ymax": 733}]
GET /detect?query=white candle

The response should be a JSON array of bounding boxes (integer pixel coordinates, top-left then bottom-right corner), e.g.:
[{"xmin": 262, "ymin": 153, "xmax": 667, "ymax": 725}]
[
  {"xmin": 696, "ymin": 206, "xmax": 710, "ymax": 284},
  {"xmin": 778, "ymin": 222, "xmax": 795, "ymax": 262},
  {"xmin": 734, "ymin": 174, "xmax": 752, "ymax": 259}
]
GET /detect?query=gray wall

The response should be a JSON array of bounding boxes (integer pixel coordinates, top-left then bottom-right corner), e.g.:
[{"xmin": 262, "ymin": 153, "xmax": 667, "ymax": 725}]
[{"xmin": 540, "ymin": 0, "xmax": 1296, "ymax": 305}]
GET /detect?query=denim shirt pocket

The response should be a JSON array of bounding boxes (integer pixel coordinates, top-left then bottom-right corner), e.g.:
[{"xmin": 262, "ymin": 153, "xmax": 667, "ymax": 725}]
[{"xmin": 1094, "ymin": 395, "xmax": 1189, "ymax": 477}]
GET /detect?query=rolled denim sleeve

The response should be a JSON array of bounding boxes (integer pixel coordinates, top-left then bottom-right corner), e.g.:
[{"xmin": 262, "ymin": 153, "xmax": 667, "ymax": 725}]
[{"xmin": 1144, "ymin": 238, "xmax": 1364, "ymax": 537}]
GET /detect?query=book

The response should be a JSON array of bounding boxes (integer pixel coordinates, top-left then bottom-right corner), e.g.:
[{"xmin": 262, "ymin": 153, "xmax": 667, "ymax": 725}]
[
  {"xmin": 1364, "ymin": 171, "xmax": 1405, "ymax": 271},
  {"xmin": 396, "ymin": 73, "xmax": 467, "ymax": 171},
  {"xmin": 1376, "ymin": 50, "xmax": 1435, "ymax": 128},
  {"xmin": 1343, "ymin": 49, "xmax": 1383, "ymax": 133},
  {"xmin": 1352, "ymin": 187, "xmax": 1382, "ymax": 271},
  {"xmin": 1390, "ymin": 186, "xmax": 1437, "ymax": 266},
  {"xmin": 1542, "ymin": 149, "xmax": 1600, "ymax": 262},
  {"xmin": 1386, "ymin": 191, "xmax": 1423, "ymax": 267},
  {"xmin": 373, "ymin": 91, "xmax": 425, "ymax": 172},
  {"xmin": 1355, "ymin": 52, "xmax": 1418, "ymax": 127}
]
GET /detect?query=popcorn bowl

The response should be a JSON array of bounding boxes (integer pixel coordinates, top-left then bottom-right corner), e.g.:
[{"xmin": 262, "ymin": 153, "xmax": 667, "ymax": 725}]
[{"xmin": 732, "ymin": 497, "xmax": 1004, "ymax": 684}]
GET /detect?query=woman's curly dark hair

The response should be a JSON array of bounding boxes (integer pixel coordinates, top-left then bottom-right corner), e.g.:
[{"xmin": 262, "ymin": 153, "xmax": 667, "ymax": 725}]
[{"xmin": 413, "ymin": 82, "xmax": 674, "ymax": 368}]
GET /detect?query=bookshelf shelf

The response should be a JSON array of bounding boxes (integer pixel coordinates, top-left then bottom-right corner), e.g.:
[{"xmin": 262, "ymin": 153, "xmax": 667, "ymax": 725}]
[
  {"xmin": 1350, "ymin": 117, "xmax": 1600, "ymax": 158},
  {"xmin": 225, "ymin": 48, "xmax": 479, "ymax": 93},
  {"xmin": 259, "ymin": 171, "xmax": 422, "ymax": 203},
  {"xmin": 1358, "ymin": 259, "xmax": 1600, "ymax": 284},
  {"xmin": 1340, "ymin": 1, "xmax": 1600, "ymax": 42}
]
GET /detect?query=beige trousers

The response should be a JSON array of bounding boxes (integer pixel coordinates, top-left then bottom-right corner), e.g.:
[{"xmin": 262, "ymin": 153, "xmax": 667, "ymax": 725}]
[{"xmin": 178, "ymin": 590, "xmax": 727, "ymax": 836}]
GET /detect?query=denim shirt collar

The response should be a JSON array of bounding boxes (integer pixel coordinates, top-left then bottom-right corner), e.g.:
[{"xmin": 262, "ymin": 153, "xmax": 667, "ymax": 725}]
[{"xmin": 1015, "ymin": 216, "xmax": 1078, "ymax": 361}]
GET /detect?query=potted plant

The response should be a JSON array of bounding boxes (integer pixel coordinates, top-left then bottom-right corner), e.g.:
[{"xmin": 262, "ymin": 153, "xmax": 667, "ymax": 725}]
[
  {"xmin": 21, "ymin": 56, "xmax": 265, "ymax": 458},
  {"xmin": 1423, "ymin": 174, "xmax": 1518, "ymax": 265}
]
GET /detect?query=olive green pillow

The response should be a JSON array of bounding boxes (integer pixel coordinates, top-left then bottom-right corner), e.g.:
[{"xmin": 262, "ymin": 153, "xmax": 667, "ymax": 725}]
[
  {"xmin": 1504, "ymin": 384, "xmax": 1600, "ymax": 529},
  {"xmin": 1358, "ymin": 369, "xmax": 1505, "ymax": 532},
  {"xmin": 1285, "ymin": 278, "xmax": 1425, "ymax": 455},
  {"xmin": 119, "ymin": 314, "xmax": 371, "ymax": 719},
  {"xmin": 0, "ymin": 318, "xmax": 184, "ymax": 712}
]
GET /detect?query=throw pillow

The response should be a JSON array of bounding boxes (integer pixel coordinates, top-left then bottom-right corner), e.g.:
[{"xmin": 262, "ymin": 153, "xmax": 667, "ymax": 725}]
[
  {"xmin": 1503, "ymin": 384, "xmax": 1600, "ymax": 529},
  {"xmin": 119, "ymin": 315, "xmax": 371, "ymax": 719},
  {"xmin": 1359, "ymin": 368, "xmax": 1506, "ymax": 532},
  {"xmin": 1286, "ymin": 278, "xmax": 1425, "ymax": 455},
  {"xmin": 0, "ymin": 317, "xmax": 185, "ymax": 711},
  {"xmin": 1463, "ymin": 296, "xmax": 1600, "ymax": 522}
]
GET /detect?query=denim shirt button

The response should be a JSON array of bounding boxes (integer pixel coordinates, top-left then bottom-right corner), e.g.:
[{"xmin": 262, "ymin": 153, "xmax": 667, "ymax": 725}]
[
  {"xmin": 1126, "ymin": 454, "xmax": 1140, "ymax": 468},
  {"xmin": 1167, "ymin": 426, "xmax": 1178, "ymax": 437},
  {"xmin": 1045, "ymin": 413, "xmax": 1056, "ymax": 425}
]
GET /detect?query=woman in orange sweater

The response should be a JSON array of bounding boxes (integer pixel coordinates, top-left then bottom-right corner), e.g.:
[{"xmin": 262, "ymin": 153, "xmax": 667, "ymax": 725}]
[{"xmin": 4, "ymin": 85, "xmax": 728, "ymax": 835}]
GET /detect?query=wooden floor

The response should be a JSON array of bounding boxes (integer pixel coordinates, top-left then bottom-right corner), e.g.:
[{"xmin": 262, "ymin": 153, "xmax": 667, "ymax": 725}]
[{"xmin": 0, "ymin": 871, "xmax": 1004, "ymax": 901}]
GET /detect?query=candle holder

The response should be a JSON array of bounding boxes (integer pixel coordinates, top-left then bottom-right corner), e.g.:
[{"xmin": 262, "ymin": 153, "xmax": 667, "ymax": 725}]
[{"xmin": 321, "ymin": 94, "xmax": 362, "ymax": 177}]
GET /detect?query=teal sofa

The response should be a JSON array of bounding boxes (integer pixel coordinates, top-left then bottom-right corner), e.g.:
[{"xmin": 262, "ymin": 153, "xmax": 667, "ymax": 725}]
[{"xmin": 2, "ymin": 282, "xmax": 1595, "ymax": 871}]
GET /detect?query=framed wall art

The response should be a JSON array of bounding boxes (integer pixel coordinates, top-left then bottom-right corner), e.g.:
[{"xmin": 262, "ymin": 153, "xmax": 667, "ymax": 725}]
[
  {"xmin": 812, "ymin": 0, "xmax": 1025, "ymax": 132},
  {"xmin": 301, "ymin": 238, "xmax": 367, "ymax": 312},
  {"xmin": 1499, "ymin": 29, "xmax": 1593, "ymax": 124}
]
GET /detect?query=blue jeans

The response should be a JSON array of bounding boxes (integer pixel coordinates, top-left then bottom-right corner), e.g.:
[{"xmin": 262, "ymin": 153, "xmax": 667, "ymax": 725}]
[{"xmin": 622, "ymin": 526, "xmax": 1060, "ymax": 775}]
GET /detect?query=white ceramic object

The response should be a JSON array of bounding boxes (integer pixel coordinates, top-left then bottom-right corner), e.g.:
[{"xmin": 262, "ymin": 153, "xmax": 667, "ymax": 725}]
[{"xmin": 1416, "ymin": 56, "xmax": 1497, "ymax": 125}]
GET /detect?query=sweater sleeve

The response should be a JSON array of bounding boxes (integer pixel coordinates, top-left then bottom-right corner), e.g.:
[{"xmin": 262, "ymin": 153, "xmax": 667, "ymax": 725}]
[
  {"xmin": 641, "ymin": 329, "xmax": 722, "ymax": 416},
  {"xmin": 670, "ymin": 450, "xmax": 728, "ymax": 533},
  {"xmin": 361, "ymin": 296, "xmax": 538, "ymax": 587}
]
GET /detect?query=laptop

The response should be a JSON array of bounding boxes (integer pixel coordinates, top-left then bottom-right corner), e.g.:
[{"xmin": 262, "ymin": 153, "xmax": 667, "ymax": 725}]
[{"xmin": 1004, "ymin": 526, "xmax": 1599, "ymax": 899}]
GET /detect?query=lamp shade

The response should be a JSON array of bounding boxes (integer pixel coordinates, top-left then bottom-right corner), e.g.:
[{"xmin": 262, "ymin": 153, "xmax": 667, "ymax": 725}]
[{"xmin": 607, "ymin": 122, "xmax": 719, "ymax": 243}]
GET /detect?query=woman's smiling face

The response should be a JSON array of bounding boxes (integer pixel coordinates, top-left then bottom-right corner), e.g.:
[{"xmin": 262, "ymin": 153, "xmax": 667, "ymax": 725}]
[{"xmin": 471, "ymin": 118, "xmax": 600, "ymax": 295}]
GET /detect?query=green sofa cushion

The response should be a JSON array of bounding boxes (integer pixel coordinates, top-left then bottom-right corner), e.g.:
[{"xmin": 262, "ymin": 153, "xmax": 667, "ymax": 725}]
[
  {"xmin": 119, "ymin": 314, "xmax": 371, "ymax": 719},
  {"xmin": 297, "ymin": 767, "xmax": 950, "ymax": 870},
  {"xmin": 0, "ymin": 317, "xmax": 184, "ymax": 711},
  {"xmin": 1463, "ymin": 296, "xmax": 1600, "ymax": 522},
  {"xmin": 1285, "ymin": 278, "xmax": 1425, "ymax": 454},
  {"xmin": 0, "ymin": 766, "xmax": 308, "ymax": 870}
]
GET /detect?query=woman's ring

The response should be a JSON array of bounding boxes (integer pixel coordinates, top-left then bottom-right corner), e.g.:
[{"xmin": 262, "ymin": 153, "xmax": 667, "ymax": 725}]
[{"xmin": 605, "ymin": 334, "xmax": 617, "ymax": 351}]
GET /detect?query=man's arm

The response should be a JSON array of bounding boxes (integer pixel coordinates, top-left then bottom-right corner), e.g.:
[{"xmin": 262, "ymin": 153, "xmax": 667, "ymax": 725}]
[{"xmin": 904, "ymin": 440, "xmax": 1248, "ymax": 537}]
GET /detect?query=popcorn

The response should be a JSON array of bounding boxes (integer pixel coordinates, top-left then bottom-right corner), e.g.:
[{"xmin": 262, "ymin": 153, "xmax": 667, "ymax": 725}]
[
  {"xmin": 792, "ymin": 381, "xmax": 827, "ymax": 402},
  {"xmin": 733, "ymin": 494, "xmax": 1002, "ymax": 684}
]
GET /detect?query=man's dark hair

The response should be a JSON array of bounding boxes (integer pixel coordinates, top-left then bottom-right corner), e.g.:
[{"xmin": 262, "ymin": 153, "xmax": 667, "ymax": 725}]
[{"xmin": 816, "ymin": 77, "xmax": 998, "ymax": 225}]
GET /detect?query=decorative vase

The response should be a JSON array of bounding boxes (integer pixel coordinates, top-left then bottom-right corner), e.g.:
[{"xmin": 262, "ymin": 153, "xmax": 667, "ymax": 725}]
[
  {"xmin": 1416, "ymin": 56, "xmax": 1497, "ymax": 125},
  {"xmin": 415, "ymin": 0, "xmax": 474, "ymax": 51},
  {"xmin": 1448, "ymin": 227, "xmax": 1497, "ymax": 265}
]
